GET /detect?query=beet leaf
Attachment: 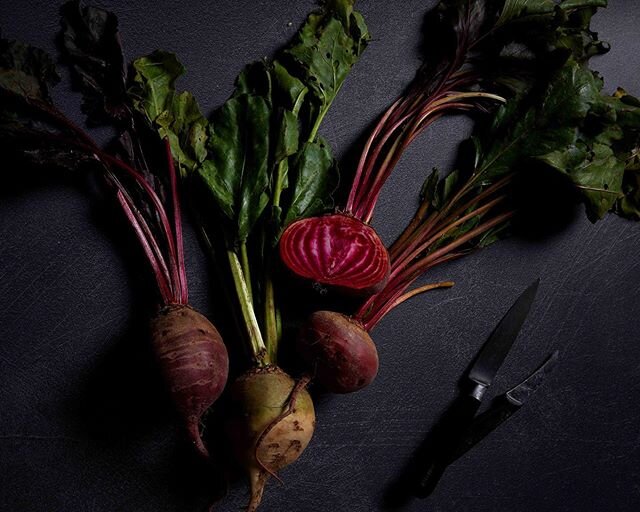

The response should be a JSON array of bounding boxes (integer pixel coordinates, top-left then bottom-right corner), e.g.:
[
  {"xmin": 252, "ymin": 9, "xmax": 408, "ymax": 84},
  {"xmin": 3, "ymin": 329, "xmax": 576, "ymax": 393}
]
[
  {"xmin": 355, "ymin": 0, "xmax": 640, "ymax": 328},
  {"xmin": 1, "ymin": 1, "xmax": 193, "ymax": 306},
  {"xmin": 131, "ymin": 51, "xmax": 208, "ymax": 177},
  {"xmin": 0, "ymin": 38, "xmax": 59, "ymax": 102},
  {"xmin": 60, "ymin": 0, "xmax": 129, "ymax": 124},
  {"xmin": 0, "ymin": 38, "xmax": 77, "ymax": 169},
  {"xmin": 205, "ymin": 95, "xmax": 272, "ymax": 243},
  {"xmin": 130, "ymin": 1, "xmax": 368, "ymax": 364}
]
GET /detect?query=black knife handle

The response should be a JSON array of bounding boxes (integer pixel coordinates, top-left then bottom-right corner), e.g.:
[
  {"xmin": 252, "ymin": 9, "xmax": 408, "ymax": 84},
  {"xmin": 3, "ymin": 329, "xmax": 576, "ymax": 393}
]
[
  {"xmin": 414, "ymin": 393, "xmax": 482, "ymax": 498},
  {"xmin": 448, "ymin": 396, "xmax": 520, "ymax": 464}
]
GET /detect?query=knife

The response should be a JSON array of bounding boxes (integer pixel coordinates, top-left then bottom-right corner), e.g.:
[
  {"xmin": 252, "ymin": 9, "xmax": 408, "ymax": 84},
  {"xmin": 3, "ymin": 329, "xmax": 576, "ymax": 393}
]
[
  {"xmin": 413, "ymin": 279, "xmax": 540, "ymax": 498},
  {"xmin": 448, "ymin": 350, "xmax": 559, "ymax": 464}
]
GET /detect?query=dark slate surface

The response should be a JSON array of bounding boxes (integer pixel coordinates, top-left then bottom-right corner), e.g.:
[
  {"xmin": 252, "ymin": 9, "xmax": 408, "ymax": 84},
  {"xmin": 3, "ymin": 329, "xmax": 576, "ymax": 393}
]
[{"xmin": 1, "ymin": 1, "xmax": 639, "ymax": 511}]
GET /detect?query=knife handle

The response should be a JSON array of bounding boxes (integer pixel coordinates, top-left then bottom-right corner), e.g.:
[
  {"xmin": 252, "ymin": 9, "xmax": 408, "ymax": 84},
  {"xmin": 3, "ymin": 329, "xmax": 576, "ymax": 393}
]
[
  {"xmin": 448, "ymin": 396, "xmax": 520, "ymax": 464},
  {"xmin": 414, "ymin": 393, "xmax": 482, "ymax": 498}
]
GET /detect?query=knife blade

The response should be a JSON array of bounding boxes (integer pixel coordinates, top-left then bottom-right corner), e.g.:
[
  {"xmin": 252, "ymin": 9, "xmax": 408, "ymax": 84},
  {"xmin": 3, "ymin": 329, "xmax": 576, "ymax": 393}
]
[
  {"xmin": 413, "ymin": 280, "xmax": 540, "ymax": 498},
  {"xmin": 468, "ymin": 279, "xmax": 540, "ymax": 392},
  {"xmin": 448, "ymin": 350, "xmax": 559, "ymax": 463},
  {"xmin": 506, "ymin": 350, "xmax": 559, "ymax": 405}
]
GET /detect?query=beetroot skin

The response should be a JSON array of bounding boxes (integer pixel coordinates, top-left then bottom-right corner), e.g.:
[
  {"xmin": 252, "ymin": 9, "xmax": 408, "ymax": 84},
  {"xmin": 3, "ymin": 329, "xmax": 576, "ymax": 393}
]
[
  {"xmin": 297, "ymin": 310, "xmax": 379, "ymax": 393},
  {"xmin": 227, "ymin": 366, "xmax": 315, "ymax": 512},
  {"xmin": 279, "ymin": 213, "xmax": 390, "ymax": 294},
  {"xmin": 150, "ymin": 304, "xmax": 229, "ymax": 458}
]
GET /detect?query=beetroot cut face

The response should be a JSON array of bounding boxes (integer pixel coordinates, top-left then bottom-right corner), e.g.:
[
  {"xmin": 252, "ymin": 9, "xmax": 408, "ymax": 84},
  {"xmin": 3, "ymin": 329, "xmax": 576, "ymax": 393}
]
[{"xmin": 279, "ymin": 213, "xmax": 390, "ymax": 294}]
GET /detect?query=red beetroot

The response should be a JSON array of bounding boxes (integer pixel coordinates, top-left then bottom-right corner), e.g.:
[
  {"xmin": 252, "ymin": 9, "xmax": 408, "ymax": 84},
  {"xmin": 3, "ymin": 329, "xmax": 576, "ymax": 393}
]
[
  {"xmin": 297, "ymin": 311, "xmax": 378, "ymax": 393},
  {"xmin": 150, "ymin": 304, "xmax": 229, "ymax": 458},
  {"xmin": 279, "ymin": 213, "xmax": 390, "ymax": 294},
  {"xmin": 287, "ymin": 6, "xmax": 506, "ymax": 382},
  {"xmin": 279, "ymin": 19, "xmax": 505, "ymax": 296},
  {"xmin": 69, "ymin": 131, "xmax": 231, "ymax": 457},
  {"xmin": 21, "ymin": 3, "xmax": 231, "ymax": 461},
  {"xmin": 106, "ymin": 139, "xmax": 231, "ymax": 458},
  {"xmin": 297, "ymin": 283, "xmax": 453, "ymax": 393}
]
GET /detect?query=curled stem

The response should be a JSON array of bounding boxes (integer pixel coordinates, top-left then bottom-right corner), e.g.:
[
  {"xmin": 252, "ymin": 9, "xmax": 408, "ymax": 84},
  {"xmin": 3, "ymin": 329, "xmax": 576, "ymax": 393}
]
[{"xmin": 389, "ymin": 280, "xmax": 455, "ymax": 312}]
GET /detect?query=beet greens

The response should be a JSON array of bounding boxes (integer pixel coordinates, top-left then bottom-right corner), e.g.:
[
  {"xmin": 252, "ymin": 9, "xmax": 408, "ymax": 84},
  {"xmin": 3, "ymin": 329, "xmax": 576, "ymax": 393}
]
[
  {"xmin": 294, "ymin": 0, "xmax": 640, "ymax": 394},
  {"xmin": 0, "ymin": 0, "xmax": 229, "ymax": 459},
  {"xmin": 358, "ymin": 0, "xmax": 640, "ymax": 330},
  {"xmin": 197, "ymin": 1, "xmax": 368, "ymax": 506},
  {"xmin": 277, "ymin": 0, "xmax": 620, "ymax": 295},
  {"xmin": 133, "ymin": 1, "xmax": 370, "ymax": 508},
  {"xmin": 2, "ymin": 0, "xmax": 639, "ymax": 509}
]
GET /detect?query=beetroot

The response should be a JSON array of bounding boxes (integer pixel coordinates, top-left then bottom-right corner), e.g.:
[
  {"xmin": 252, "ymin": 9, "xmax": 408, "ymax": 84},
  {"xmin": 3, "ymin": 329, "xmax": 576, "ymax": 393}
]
[
  {"xmin": 150, "ymin": 304, "xmax": 229, "ymax": 458},
  {"xmin": 297, "ymin": 282, "xmax": 454, "ymax": 393},
  {"xmin": 279, "ymin": 214, "xmax": 390, "ymax": 294},
  {"xmin": 22, "ymin": 5, "xmax": 234, "ymax": 458},
  {"xmin": 297, "ymin": 311, "xmax": 378, "ymax": 393},
  {"xmin": 278, "ymin": 30, "xmax": 505, "ymax": 296},
  {"xmin": 42, "ymin": 107, "xmax": 231, "ymax": 456},
  {"xmin": 9, "ymin": 84, "xmax": 232, "ymax": 455},
  {"xmin": 227, "ymin": 366, "xmax": 315, "ymax": 512},
  {"xmin": 104, "ymin": 139, "xmax": 231, "ymax": 458}
]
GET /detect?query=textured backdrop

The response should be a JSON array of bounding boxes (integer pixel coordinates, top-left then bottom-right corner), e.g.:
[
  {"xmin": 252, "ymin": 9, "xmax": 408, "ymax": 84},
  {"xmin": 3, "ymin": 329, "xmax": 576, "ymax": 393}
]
[{"xmin": 1, "ymin": 1, "xmax": 639, "ymax": 511}]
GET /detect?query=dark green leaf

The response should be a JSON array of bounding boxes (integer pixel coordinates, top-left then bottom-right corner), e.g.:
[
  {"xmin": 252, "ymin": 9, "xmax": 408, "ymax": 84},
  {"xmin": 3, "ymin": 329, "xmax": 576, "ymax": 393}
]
[
  {"xmin": 0, "ymin": 37, "xmax": 78, "ymax": 171},
  {"xmin": 540, "ymin": 142, "xmax": 624, "ymax": 220},
  {"xmin": 539, "ymin": 61, "xmax": 602, "ymax": 125},
  {"xmin": 0, "ymin": 123, "xmax": 91, "ymax": 171},
  {"xmin": 617, "ymin": 164, "xmax": 640, "ymax": 220},
  {"xmin": 286, "ymin": 17, "xmax": 360, "ymax": 105},
  {"xmin": 419, "ymin": 168, "xmax": 440, "ymax": 203},
  {"xmin": 274, "ymin": 109, "xmax": 299, "ymax": 163},
  {"xmin": 283, "ymin": 139, "xmax": 336, "ymax": 226},
  {"xmin": 496, "ymin": 0, "xmax": 607, "ymax": 27},
  {"xmin": 470, "ymin": 55, "xmax": 640, "ymax": 222},
  {"xmin": 0, "ymin": 38, "xmax": 59, "ymax": 102},
  {"xmin": 496, "ymin": 0, "xmax": 557, "ymax": 27},
  {"xmin": 610, "ymin": 90, "xmax": 640, "ymax": 219},
  {"xmin": 478, "ymin": 222, "xmax": 512, "ymax": 247},
  {"xmin": 234, "ymin": 60, "xmax": 272, "ymax": 99},
  {"xmin": 60, "ymin": 0, "xmax": 128, "ymax": 123},
  {"xmin": 131, "ymin": 51, "xmax": 208, "ymax": 176},
  {"xmin": 559, "ymin": 0, "xmax": 608, "ymax": 9},
  {"xmin": 282, "ymin": 0, "xmax": 369, "ymax": 139},
  {"xmin": 537, "ymin": 80, "xmax": 639, "ymax": 220},
  {"xmin": 272, "ymin": 61, "xmax": 307, "ymax": 113},
  {"xmin": 475, "ymin": 61, "xmax": 601, "ymax": 183},
  {"xmin": 132, "ymin": 51, "xmax": 185, "ymax": 120},
  {"xmin": 195, "ymin": 0, "xmax": 368, "ymax": 246},
  {"xmin": 200, "ymin": 94, "xmax": 271, "ymax": 242},
  {"xmin": 433, "ymin": 170, "xmax": 460, "ymax": 210}
]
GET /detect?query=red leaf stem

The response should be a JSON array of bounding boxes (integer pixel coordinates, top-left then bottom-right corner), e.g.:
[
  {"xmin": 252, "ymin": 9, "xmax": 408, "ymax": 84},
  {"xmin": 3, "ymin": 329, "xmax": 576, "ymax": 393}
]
[
  {"xmin": 165, "ymin": 138, "xmax": 188, "ymax": 304},
  {"xmin": 113, "ymin": 184, "xmax": 174, "ymax": 304}
]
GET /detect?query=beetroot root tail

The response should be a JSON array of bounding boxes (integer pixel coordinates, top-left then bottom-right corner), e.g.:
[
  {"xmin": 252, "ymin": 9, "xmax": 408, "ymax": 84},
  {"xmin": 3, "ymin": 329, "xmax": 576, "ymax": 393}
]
[
  {"xmin": 186, "ymin": 416, "xmax": 210, "ymax": 460},
  {"xmin": 247, "ymin": 469, "xmax": 268, "ymax": 512}
]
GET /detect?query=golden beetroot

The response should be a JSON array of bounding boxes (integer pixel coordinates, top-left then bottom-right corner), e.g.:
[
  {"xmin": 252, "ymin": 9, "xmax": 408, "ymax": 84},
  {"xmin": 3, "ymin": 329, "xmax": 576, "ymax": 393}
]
[{"xmin": 227, "ymin": 366, "xmax": 315, "ymax": 512}]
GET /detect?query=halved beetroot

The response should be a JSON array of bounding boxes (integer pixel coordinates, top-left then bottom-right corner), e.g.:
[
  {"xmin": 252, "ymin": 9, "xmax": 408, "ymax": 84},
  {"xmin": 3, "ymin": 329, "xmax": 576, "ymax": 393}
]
[{"xmin": 279, "ymin": 213, "xmax": 390, "ymax": 294}]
